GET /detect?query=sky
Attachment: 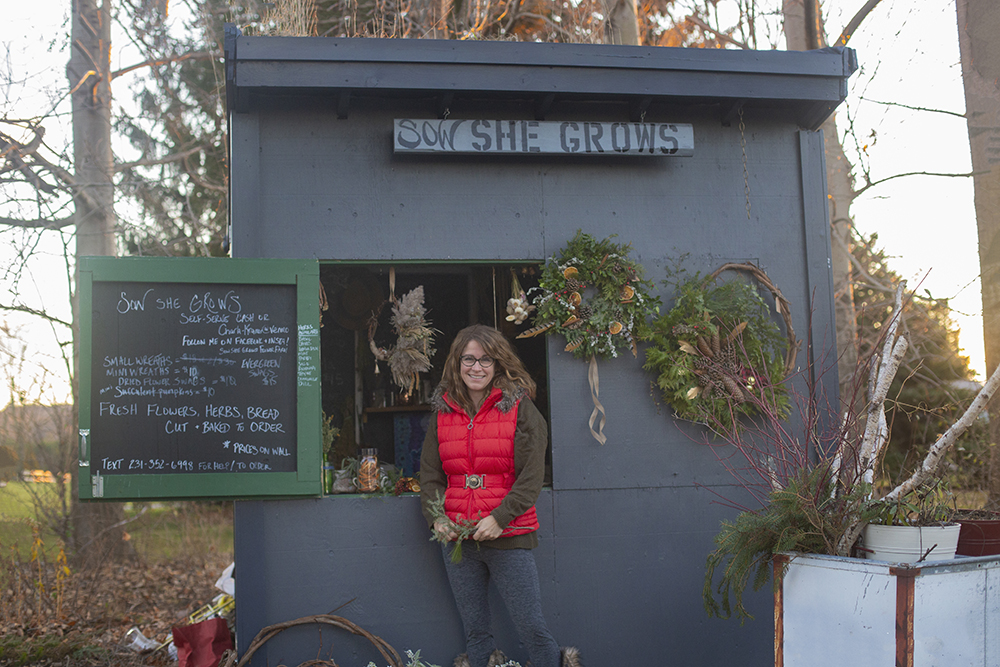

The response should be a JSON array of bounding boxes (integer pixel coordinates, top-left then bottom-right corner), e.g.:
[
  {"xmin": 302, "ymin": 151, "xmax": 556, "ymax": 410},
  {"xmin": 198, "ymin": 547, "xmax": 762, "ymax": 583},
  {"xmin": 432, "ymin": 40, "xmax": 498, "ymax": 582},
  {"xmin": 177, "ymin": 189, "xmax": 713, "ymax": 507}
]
[{"xmin": 0, "ymin": 0, "xmax": 988, "ymax": 405}]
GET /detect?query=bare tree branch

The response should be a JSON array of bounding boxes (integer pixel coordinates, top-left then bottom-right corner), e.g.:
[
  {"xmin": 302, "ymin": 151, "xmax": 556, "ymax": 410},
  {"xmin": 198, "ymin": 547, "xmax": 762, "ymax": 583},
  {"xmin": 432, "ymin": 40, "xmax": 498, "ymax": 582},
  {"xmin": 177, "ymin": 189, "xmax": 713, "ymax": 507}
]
[
  {"xmin": 0, "ymin": 214, "xmax": 75, "ymax": 230},
  {"xmin": 859, "ymin": 97, "xmax": 967, "ymax": 119},
  {"xmin": 687, "ymin": 15, "xmax": 749, "ymax": 49},
  {"xmin": 111, "ymin": 49, "xmax": 220, "ymax": 80},
  {"xmin": 0, "ymin": 303, "xmax": 73, "ymax": 329},
  {"xmin": 884, "ymin": 361, "xmax": 1000, "ymax": 502},
  {"xmin": 853, "ymin": 170, "xmax": 983, "ymax": 199},
  {"xmin": 115, "ymin": 145, "xmax": 204, "ymax": 172},
  {"xmin": 834, "ymin": 0, "xmax": 883, "ymax": 47}
]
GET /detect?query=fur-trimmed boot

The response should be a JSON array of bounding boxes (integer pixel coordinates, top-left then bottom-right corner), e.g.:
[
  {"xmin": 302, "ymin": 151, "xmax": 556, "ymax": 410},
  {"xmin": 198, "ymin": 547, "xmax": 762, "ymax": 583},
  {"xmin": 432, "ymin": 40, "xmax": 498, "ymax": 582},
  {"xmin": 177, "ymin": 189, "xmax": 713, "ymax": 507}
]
[
  {"xmin": 523, "ymin": 647, "xmax": 583, "ymax": 667},
  {"xmin": 453, "ymin": 649, "xmax": 510, "ymax": 667},
  {"xmin": 560, "ymin": 646, "xmax": 583, "ymax": 667}
]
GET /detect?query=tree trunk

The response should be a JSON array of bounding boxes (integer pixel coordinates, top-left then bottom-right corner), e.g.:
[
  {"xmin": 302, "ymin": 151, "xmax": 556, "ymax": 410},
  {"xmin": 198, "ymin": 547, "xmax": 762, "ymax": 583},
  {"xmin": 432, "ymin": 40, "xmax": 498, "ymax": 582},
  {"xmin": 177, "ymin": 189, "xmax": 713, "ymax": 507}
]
[
  {"xmin": 956, "ymin": 0, "xmax": 1000, "ymax": 506},
  {"xmin": 67, "ymin": 0, "xmax": 133, "ymax": 566},
  {"xmin": 602, "ymin": 0, "xmax": 639, "ymax": 45},
  {"xmin": 784, "ymin": 0, "xmax": 860, "ymax": 408}
]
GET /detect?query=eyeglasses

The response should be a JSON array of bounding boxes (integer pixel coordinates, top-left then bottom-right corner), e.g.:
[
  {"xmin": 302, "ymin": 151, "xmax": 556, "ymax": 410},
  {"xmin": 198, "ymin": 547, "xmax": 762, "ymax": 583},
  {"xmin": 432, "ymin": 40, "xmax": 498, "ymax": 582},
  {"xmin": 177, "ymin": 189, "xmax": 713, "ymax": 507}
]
[{"xmin": 460, "ymin": 355, "xmax": 495, "ymax": 368}]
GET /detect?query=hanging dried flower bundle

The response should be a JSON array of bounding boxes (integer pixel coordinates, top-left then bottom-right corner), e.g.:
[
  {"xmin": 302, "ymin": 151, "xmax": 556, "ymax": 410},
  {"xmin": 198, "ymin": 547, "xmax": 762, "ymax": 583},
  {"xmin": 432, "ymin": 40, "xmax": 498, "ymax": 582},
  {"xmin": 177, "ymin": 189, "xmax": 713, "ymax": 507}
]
[
  {"xmin": 369, "ymin": 286, "xmax": 437, "ymax": 399},
  {"xmin": 505, "ymin": 272, "xmax": 535, "ymax": 325}
]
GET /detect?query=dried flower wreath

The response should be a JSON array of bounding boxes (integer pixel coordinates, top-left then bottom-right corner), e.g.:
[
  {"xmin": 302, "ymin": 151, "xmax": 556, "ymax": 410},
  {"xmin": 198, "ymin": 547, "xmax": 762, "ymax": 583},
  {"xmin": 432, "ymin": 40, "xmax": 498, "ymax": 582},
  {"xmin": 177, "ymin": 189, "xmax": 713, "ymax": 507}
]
[{"xmin": 519, "ymin": 231, "xmax": 660, "ymax": 444}]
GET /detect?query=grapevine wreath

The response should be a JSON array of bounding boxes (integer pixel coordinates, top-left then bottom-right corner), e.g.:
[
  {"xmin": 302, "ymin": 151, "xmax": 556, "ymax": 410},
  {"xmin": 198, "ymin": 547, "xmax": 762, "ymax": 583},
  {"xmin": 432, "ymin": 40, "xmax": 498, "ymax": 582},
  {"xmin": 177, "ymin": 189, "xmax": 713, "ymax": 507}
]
[
  {"xmin": 644, "ymin": 262, "xmax": 798, "ymax": 429},
  {"xmin": 519, "ymin": 231, "xmax": 659, "ymax": 444}
]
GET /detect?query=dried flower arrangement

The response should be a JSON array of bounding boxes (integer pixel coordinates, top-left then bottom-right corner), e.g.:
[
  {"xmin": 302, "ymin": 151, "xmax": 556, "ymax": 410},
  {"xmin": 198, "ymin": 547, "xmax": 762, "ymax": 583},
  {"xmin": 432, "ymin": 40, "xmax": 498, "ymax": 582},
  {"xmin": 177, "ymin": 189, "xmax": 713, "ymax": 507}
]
[
  {"xmin": 369, "ymin": 285, "xmax": 437, "ymax": 400},
  {"xmin": 505, "ymin": 271, "xmax": 535, "ymax": 325}
]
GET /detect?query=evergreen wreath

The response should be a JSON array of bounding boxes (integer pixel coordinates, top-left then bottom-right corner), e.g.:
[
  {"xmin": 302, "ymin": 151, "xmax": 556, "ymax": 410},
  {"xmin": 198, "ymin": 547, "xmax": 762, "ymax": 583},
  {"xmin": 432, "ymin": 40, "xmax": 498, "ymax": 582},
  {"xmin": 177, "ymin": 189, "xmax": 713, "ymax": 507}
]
[
  {"xmin": 517, "ymin": 230, "xmax": 659, "ymax": 360},
  {"xmin": 644, "ymin": 262, "xmax": 798, "ymax": 427}
]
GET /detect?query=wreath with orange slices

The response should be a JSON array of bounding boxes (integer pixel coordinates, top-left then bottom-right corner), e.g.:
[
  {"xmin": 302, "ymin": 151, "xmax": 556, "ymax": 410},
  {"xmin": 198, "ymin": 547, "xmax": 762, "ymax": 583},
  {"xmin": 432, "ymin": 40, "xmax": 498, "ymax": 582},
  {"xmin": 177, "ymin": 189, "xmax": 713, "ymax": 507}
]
[{"xmin": 517, "ymin": 231, "xmax": 659, "ymax": 360}]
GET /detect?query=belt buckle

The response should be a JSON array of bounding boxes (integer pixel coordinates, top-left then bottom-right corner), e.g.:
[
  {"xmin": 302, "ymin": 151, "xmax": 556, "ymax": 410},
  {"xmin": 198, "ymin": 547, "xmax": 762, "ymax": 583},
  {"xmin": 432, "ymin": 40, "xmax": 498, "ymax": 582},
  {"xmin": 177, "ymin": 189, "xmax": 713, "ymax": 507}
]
[{"xmin": 465, "ymin": 474, "xmax": 484, "ymax": 489}]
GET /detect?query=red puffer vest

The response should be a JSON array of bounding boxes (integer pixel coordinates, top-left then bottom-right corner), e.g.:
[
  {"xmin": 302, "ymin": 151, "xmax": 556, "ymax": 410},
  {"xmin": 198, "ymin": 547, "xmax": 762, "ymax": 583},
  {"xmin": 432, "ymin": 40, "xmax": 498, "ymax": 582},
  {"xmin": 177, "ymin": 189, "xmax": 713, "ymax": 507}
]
[{"xmin": 437, "ymin": 387, "xmax": 540, "ymax": 537}]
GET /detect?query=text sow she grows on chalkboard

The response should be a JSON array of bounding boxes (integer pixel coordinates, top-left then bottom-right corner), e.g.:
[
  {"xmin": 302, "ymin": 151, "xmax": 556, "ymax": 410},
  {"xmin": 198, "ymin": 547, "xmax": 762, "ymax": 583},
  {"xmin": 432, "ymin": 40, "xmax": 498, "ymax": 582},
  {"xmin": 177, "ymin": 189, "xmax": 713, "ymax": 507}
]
[{"xmin": 90, "ymin": 281, "xmax": 299, "ymax": 477}]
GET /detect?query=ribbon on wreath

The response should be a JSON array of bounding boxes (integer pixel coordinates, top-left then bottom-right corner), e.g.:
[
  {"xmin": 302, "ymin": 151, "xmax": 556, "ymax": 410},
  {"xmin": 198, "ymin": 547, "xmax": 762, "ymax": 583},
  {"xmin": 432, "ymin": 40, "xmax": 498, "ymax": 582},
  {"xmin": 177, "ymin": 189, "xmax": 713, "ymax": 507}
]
[{"xmin": 587, "ymin": 355, "xmax": 607, "ymax": 445}]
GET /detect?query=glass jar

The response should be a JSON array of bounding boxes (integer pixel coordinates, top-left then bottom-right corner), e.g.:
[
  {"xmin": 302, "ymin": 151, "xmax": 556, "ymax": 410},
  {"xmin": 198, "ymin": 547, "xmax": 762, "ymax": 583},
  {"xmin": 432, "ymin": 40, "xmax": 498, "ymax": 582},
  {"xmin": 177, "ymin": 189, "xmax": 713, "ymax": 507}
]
[{"xmin": 357, "ymin": 448, "xmax": 379, "ymax": 493}]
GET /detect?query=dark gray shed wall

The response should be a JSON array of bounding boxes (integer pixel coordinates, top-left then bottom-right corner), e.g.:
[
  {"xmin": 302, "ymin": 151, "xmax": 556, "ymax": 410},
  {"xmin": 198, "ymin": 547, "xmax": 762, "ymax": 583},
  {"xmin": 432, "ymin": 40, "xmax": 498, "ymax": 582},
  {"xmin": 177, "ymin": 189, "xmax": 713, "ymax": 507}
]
[{"xmin": 228, "ymin": 36, "xmax": 842, "ymax": 667}]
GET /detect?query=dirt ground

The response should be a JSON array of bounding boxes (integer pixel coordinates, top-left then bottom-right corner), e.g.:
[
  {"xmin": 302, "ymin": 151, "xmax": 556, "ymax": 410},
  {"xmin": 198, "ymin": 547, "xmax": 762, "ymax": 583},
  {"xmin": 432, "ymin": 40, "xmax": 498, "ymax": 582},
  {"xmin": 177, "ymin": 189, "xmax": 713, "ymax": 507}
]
[{"xmin": 1, "ymin": 552, "xmax": 233, "ymax": 667}]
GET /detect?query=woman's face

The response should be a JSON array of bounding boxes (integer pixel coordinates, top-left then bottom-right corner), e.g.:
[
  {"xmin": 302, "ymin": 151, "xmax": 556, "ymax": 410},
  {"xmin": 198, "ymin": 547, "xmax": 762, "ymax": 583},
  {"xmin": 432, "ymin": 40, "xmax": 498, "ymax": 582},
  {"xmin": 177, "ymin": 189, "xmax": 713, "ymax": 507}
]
[{"xmin": 459, "ymin": 339, "xmax": 495, "ymax": 402}]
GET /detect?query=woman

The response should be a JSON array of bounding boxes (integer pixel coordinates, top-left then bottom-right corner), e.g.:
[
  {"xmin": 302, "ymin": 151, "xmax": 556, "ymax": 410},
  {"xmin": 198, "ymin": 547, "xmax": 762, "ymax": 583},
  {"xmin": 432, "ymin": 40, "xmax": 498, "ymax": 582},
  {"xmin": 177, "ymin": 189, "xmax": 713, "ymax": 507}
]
[{"xmin": 420, "ymin": 325, "xmax": 575, "ymax": 667}]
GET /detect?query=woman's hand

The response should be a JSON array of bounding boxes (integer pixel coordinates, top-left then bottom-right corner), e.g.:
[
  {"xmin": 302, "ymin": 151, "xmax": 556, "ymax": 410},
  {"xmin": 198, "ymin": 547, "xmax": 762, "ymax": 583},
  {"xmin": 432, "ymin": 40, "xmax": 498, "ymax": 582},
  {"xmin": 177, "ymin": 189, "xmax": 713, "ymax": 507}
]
[
  {"xmin": 434, "ymin": 518, "xmax": 458, "ymax": 541},
  {"xmin": 473, "ymin": 514, "xmax": 503, "ymax": 541}
]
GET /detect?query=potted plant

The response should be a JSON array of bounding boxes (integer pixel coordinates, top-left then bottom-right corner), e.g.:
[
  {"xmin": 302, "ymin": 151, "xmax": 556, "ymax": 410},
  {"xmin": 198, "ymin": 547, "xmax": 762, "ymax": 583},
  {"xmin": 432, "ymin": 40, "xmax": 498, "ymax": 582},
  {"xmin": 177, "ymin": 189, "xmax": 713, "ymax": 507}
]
[
  {"xmin": 954, "ymin": 507, "xmax": 1000, "ymax": 556},
  {"xmin": 858, "ymin": 479, "xmax": 961, "ymax": 563},
  {"xmin": 696, "ymin": 284, "xmax": 1000, "ymax": 665}
]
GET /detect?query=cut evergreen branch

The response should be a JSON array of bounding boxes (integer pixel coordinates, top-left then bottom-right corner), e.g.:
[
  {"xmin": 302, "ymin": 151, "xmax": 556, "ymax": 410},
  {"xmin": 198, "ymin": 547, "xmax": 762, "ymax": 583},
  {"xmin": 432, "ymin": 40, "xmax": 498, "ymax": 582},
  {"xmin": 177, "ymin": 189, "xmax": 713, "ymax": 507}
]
[{"xmin": 425, "ymin": 492, "xmax": 479, "ymax": 563}]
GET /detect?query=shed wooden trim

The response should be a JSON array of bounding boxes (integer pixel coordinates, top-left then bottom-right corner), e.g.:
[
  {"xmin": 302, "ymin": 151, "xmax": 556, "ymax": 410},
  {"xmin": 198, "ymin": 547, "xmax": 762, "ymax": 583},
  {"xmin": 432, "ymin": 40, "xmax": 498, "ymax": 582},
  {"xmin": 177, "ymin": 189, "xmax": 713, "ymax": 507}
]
[{"xmin": 224, "ymin": 25, "xmax": 857, "ymax": 130}]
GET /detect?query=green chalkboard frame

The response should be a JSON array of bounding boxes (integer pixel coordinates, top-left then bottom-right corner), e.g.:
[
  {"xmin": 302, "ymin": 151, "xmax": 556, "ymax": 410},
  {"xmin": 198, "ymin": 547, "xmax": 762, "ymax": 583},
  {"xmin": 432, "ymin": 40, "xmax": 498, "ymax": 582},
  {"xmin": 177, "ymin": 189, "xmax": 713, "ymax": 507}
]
[{"xmin": 78, "ymin": 257, "xmax": 322, "ymax": 500}]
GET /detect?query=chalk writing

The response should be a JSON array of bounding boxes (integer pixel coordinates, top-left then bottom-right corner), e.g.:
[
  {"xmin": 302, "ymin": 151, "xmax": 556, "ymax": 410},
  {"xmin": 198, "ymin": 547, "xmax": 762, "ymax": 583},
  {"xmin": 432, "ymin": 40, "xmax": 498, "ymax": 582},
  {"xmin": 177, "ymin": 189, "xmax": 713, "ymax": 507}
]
[{"xmin": 90, "ymin": 281, "xmax": 300, "ymax": 475}]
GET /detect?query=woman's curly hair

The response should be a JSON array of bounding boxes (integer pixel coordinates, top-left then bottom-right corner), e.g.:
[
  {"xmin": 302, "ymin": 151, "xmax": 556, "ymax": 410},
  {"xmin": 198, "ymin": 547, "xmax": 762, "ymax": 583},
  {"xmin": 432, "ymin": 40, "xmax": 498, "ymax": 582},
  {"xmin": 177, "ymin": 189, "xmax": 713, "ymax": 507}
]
[{"xmin": 440, "ymin": 324, "xmax": 536, "ymax": 415}]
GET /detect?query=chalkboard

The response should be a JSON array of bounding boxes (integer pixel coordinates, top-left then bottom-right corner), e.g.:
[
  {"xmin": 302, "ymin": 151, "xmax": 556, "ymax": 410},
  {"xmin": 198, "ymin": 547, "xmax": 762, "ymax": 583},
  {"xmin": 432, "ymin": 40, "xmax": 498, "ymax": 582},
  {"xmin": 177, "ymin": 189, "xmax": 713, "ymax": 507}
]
[{"xmin": 79, "ymin": 258, "xmax": 321, "ymax": 500}]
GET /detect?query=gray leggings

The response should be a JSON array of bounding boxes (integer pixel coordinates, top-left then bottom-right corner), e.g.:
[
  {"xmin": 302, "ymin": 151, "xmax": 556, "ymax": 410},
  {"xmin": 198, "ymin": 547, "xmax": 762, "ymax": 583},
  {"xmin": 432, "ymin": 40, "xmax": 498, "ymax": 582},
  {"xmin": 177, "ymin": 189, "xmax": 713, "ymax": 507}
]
[{"xmin": 442, "ymin": 543, "xmax": 560, "ymax": 667}]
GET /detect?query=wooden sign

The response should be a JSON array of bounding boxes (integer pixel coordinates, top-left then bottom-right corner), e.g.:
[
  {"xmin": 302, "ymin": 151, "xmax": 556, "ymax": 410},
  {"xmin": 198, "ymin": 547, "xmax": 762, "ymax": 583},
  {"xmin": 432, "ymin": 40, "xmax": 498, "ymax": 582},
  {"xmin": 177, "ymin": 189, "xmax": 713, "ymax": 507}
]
[{"xmin": 394, "ymin": 119, "xmax": 694, "ymax": 156}]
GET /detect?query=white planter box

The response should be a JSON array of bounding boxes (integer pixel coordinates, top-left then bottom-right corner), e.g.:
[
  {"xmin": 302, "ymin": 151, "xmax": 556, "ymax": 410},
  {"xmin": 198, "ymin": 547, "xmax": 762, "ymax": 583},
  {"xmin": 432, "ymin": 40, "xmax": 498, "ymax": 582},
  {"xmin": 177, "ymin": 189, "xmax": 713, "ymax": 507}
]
[
  {"xmin": 861, "ymin": 523, "xmax": 961, "ymax": 563},
  {"xmin": 774, "ymin": 552, "xmax": 1000, "ymax": 667}
]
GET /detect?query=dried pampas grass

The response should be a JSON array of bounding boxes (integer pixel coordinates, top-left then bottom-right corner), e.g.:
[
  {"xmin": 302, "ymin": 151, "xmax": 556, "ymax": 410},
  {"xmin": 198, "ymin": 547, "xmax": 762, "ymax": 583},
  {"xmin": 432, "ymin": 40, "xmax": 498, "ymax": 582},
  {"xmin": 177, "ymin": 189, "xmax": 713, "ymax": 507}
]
[{"xmin": 369, "ymin": 286, "xmax": 437, "ymax": 397}]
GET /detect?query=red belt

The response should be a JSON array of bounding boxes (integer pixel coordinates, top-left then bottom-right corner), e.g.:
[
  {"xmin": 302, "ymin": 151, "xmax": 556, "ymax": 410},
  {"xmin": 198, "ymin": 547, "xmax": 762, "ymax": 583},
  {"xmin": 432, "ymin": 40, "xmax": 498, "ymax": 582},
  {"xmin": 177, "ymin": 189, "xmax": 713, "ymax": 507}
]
[{"xmin": 447, "ymin": 474, "xmax": 513, "ymax": 490}]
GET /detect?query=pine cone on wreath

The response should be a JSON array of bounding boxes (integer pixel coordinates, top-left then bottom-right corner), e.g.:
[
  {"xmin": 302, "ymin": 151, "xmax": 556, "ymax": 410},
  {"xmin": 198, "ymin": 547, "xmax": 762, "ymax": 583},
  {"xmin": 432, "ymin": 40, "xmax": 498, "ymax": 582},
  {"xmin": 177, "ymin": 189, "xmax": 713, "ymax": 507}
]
[
  {"xmin": 575, "ymin": 304, "xmax": 593, "ymax": 321},
  {"xmin": 564, "ymin": 277, "xmax": 582, "ymax": 293}
]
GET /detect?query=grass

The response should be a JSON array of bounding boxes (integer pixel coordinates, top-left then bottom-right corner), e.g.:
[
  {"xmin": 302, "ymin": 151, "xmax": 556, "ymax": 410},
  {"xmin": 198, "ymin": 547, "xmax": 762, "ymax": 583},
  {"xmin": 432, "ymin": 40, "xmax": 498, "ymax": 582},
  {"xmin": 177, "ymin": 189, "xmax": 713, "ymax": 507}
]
[
  {"xmin": 124, "ymin": 501, "xmax": 234, "ymax": 561},
  {"xmin": 0, "ymin": 480, "xmax": 233, "ymax": 562},
  {"xmin": 0, "ymin": 480, "xmax": 70, "ymax": 559}
]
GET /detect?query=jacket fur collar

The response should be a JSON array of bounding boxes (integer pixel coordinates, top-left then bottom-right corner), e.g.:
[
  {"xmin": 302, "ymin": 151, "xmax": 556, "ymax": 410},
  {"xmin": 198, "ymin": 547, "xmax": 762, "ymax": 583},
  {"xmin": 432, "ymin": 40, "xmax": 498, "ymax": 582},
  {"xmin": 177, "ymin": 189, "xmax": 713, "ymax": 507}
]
[{"xmin": 431, "ymin": 383, "xmax": 525, "ymax": 415}]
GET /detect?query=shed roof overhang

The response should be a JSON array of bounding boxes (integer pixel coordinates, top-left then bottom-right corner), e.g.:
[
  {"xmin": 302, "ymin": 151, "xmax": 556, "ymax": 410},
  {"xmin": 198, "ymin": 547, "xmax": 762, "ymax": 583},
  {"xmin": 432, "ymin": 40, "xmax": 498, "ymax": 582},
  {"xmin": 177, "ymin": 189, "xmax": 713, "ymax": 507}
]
[{"xmin": 224, "ymin": 25, "xmax": 857, "ymax": 130}]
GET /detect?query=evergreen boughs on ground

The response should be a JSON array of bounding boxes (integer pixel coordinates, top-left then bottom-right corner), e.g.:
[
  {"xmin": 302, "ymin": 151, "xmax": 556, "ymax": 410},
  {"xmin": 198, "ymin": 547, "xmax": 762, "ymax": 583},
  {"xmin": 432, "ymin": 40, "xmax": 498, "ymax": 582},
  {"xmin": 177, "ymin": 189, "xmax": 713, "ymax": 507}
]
[{"xmin": 703, "ymin": 464, "xmax": 871, "ymax": 622}]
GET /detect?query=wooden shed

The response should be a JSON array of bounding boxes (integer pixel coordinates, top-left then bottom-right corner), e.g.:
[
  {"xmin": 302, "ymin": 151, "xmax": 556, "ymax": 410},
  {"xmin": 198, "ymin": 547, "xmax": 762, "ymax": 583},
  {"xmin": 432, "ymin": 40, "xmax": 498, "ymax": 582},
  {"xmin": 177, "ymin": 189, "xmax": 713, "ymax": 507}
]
[{"xmin": 224, "ymin": 28, "xmax": 856, "ymax": 666}]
